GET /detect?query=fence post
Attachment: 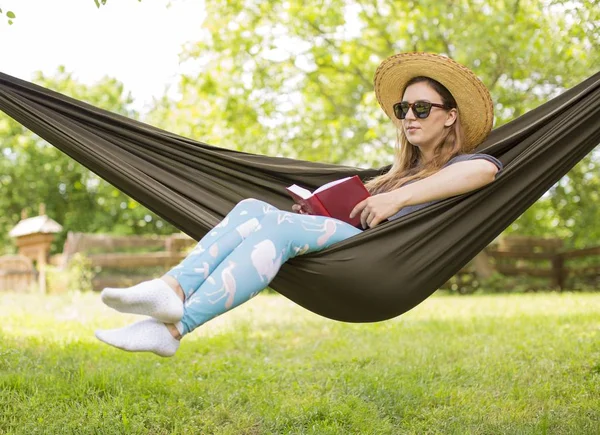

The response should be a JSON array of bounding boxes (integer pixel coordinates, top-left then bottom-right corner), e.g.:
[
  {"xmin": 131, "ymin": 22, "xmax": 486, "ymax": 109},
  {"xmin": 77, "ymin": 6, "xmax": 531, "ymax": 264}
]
[
  {"xmin": 473, "ymin": 250, "xmax": 494, "ymax": 279},
  {"xmin": 551, "ymin": 253, "xmax": 565, "ymax": 291}
]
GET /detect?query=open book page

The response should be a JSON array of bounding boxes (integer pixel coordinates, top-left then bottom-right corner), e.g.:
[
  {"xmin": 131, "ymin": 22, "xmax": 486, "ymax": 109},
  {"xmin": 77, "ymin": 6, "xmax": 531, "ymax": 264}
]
[
  {"xmin": 286, "ymin": 184, "xmax": 312, "ymax": 200},
  {"xmin": 314, "ymin": 176, "xmax": 353, "ymax": 194},
  {"xmin": 285, "ymin": 175, "xmax": 369, "ymax": 226}
]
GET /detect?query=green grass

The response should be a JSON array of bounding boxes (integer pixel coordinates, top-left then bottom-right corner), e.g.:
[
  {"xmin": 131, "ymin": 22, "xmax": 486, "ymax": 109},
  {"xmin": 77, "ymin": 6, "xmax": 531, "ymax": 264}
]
[{"xmin": 0, "ymin": 291, "xmax": 599, "ymax": 434}]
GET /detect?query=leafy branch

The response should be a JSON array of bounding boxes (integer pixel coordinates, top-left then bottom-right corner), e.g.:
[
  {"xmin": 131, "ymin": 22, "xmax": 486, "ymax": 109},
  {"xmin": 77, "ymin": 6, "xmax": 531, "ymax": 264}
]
[
  {"xmin": 1, "ymin": 0, "xmax": 144, "ymax": 26},
  {"xmin": 94, "ymin": 0, "xmax": 142, "ymax": 7},
  {"xmin": 0, "ymin": 7, "xmax": 16, "ymax": 25}
]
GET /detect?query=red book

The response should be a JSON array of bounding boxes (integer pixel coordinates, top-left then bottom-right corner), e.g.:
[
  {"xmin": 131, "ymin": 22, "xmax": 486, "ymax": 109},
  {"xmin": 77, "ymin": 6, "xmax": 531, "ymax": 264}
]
[{"xmin": 286, "ymin": 175, "xmax": 371, "ymax": 228}]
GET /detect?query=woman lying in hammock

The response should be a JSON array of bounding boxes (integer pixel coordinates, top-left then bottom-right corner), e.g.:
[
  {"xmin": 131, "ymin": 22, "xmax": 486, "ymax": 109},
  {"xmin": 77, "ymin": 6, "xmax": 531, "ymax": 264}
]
[{"xmin": 95, "ymin": 52, "xmax": 503, "ymax": 357}]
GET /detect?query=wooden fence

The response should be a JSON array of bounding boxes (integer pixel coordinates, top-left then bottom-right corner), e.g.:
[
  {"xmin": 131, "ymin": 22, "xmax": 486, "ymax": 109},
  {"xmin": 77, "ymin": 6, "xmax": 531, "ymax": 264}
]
[
  {"xmin": 0, "ymin": 255, "xmax": 36, "ymax": 292},
  {"xmin": 79, "ymin": 234, "xmax": 600, "ymax": 292},
  {"xmin": 447, "ymin": 236, "xmax": 600, "ymax": 292},
  {"xmin": 59, "ymin": 232, "xmax": 196, "ymax": 291},
  {"xmin": 488, "ymin": 236, "xmax": 600, "ymax": 290},
  {"xmin": 3, "ymin": 231, "xmax": 599, "ymax": 293},
  {"xmin": 89, "ymin": 252, "xmax": 188, "ymax": 289}
]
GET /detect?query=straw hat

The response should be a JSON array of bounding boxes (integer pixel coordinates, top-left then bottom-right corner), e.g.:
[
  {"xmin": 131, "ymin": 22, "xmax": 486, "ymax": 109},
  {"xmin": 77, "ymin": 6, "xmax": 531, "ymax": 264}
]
[{"xmin": 374, "ymin": 52, "xmax": 494, "ymax": 151}]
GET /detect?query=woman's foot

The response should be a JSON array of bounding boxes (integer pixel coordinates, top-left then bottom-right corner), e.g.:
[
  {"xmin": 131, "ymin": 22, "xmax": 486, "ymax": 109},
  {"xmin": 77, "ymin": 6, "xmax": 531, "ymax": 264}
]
[
  {"xmin": 100, "ymin": 278, "xmax": 184, "ymax": 323},
  {"xmin": 95, "ymin": 318, "xmax": 181, "ymax": 357}
]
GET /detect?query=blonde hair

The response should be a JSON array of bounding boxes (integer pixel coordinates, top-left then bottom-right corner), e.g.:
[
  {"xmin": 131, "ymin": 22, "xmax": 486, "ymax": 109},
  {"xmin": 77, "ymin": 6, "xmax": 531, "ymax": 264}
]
[{"xmin": 365, "ymin": 77, "xmax": 467, "ymax": 195}]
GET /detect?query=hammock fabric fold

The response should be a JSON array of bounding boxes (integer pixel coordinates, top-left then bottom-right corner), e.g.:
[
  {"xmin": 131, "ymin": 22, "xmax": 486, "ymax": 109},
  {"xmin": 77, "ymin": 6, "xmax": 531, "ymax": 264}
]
[{"xmin": 0, "ymin": 71, "xmax": 599, "ymax": 322}]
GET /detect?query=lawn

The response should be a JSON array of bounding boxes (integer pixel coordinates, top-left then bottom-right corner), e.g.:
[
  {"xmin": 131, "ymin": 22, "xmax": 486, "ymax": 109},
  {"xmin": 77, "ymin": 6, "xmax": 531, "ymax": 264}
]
[{"xmin": 0, "ymin": 290, "xmax": 598, "ymax": 434}]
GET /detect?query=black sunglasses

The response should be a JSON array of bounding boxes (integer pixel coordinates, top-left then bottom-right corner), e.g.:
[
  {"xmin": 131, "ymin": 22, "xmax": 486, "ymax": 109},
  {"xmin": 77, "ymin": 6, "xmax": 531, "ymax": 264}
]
[{"xmin": 393, "ymin": 100, "xmax": 450, "ymax": 120}]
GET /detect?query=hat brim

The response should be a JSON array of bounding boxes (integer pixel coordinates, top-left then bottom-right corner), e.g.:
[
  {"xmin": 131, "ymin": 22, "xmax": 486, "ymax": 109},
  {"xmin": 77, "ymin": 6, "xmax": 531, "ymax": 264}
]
[{"xmin": 374, "ymin": 52, "xmax": 493, "ymax": 151}]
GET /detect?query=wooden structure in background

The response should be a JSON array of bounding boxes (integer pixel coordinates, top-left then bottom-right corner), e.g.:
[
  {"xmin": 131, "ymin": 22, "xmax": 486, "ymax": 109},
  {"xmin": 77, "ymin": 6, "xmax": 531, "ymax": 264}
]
[
  {"xmin": 444, "ymin": 236, "xmax": 600, "ymax": 292},
  {"xmin": 60, "ymin": 232, "xmax": 169, "ymax": 266},
  {"xmin": 3, "ymin": 223, "xmax": 597, "ymax": 293},
  {"xmin": 59, "ymin": 232, "xmax": 196, "ymax": 290},
  {"xmin": 485, "ymin": 236, "xmax": 600, "ymax": 290},
  {"xmin": 488, "ymin": 236, "xmax": 565, "ymax": 288},
  {"xmin": 7, "ymin": 205, "xmax": 62, "ymax": 293},
  {"xmin": 0, "ymin": 255, "xmax": 35, "ymax": 292},
  {"xmin": 60, "ymin": 232, "xmax": 600, "ymax": 292}
]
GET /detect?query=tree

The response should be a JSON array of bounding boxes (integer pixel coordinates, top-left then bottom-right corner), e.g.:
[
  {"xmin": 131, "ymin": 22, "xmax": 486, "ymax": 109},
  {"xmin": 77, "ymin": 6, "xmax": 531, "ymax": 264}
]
[
  {"xmin": 145, "ymin": 0, "xmax": 600, "ymax": 247},
  {"xmin": 0, "ymin": 67, "xmax": 177, "ymax": 255},
  {"xmin": 2, "ymin": 0, "xmax": 598, "ymax": 255}
]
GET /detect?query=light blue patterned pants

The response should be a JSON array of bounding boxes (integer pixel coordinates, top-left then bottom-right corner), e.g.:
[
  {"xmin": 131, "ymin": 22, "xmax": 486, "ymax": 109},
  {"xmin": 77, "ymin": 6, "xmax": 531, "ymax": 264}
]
[{"xmin": 165, "ymin": 198, "xmax": 363, "ymax": 336}]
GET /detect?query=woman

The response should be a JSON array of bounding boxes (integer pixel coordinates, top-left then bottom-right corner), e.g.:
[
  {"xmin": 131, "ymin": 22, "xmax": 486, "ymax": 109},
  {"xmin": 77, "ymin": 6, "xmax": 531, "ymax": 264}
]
[{"xmin": 95, "ymin": 52, "xmax": 503, "ymax": 357}]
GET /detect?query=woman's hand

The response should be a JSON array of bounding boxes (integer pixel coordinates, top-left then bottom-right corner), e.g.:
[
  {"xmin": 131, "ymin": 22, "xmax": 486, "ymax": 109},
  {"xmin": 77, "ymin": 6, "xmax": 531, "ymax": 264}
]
[
  {"xmin": 350, "ymin": 191, "xmax": 407, "ymax": 229},
  {"xmin": 292, "ymin": 204, "xmax": 308, "ymax": 214}
]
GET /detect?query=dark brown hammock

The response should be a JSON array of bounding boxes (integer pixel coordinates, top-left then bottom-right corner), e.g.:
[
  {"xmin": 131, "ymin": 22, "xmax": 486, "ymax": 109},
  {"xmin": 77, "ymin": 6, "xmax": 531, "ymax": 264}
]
[{"xmin": 0, "ymin": 71, "xmax": 599, "ymax": 323}]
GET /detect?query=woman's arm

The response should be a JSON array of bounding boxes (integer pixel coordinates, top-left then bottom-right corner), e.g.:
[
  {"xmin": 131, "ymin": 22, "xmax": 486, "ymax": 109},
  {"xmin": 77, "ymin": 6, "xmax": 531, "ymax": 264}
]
[
  {"xmin": 390, "ymin": 159, "xmax": 499, "ymax": 207},
  {"xmin": 350, "ymin": 159, "xmax": 499, "ymax": 228}
]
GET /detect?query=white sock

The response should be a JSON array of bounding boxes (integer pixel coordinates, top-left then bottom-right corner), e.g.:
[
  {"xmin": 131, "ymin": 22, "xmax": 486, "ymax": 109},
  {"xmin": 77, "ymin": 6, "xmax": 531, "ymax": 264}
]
[
  {"xmin": 95, "ymin": 318, "xmax": 180, "ymax": 357},
  {"xmin": 100, "ymin": 278, "xmax": 184, "ymax": 323}
]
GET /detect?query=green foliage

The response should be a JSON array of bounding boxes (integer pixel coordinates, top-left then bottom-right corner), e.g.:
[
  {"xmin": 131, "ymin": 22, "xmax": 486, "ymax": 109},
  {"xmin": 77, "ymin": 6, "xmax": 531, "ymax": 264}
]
[
  {"xmin": 479, "ymin": 271, "xmax": 557, "ymax": 294},
  {"xmin": 148, "ymin": 0, "xmax": 599, "ymax": 160},
  {"xmin": 66, "ymin": 253, "xmax": 95, "ymax": 292},
  {"xmin": 505, "ymin": 151, "xmax": 600, "ymax": 248},
  {"xmin": 145, "ymin": 0, "xmax": 600, "ymax": 245},
  {"xmin": 440, "ymin": 271, "xmax": 560, "ymax": 294},
  {"xmin": 46, "ymin": 253, "xmax": 94, "ymax": 293},
  {"xmin": 0, "ymin": 67, "xmax": 177, "ymax": 256},
  {"xmin": 0, "ymin": 0, "xmax": 143, "ymax": 26},
  {"xmin": 1, "ymin": 0, "xmax": 598, "ymax": 254},
  {"xmin": 94, "ymin": 0, "xmax": 142, "ymax": 8},
  {"xmin": 1, "ymin": 292, "xmax": 599, "ymax": 432},
  {"xmin": 0, "ymin": 7, "xmax": 16, "ymax": 25}
]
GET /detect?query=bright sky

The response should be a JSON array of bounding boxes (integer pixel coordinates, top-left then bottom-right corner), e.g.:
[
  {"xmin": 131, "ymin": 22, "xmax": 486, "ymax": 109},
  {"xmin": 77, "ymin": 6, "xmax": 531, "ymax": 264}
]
[{"xmin": 1, "ymin": 0, "xmax": 206, "ymax": 112}]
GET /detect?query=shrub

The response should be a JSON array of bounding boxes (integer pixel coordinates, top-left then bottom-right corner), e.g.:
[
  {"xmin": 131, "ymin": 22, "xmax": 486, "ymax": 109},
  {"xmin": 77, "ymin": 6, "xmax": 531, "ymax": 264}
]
[{"xmin": 46, "ymin": 253, "xmax": 94, "ymax": 293}]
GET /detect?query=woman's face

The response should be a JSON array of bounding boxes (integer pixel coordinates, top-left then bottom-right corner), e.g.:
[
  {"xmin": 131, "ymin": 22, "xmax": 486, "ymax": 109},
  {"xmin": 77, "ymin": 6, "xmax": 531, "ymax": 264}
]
[{"xmin": 400, "ymin": 82, "xmax": 457, "ymax": 152}]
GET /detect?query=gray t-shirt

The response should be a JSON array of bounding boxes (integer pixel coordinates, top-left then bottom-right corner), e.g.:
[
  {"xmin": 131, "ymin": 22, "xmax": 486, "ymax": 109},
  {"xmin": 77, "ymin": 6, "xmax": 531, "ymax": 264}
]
[{"xmin": 387, "ymin": 153, "xmax": 503, "ymax": 221}]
